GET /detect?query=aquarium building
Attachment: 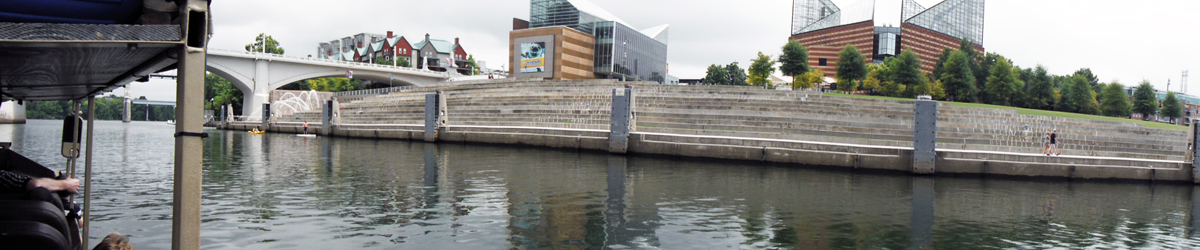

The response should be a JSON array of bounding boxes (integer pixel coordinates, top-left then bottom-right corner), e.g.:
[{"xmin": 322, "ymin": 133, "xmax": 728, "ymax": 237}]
[{"xmin": 510, "ymin": 0, "xmax": 669, "ymax": 83}]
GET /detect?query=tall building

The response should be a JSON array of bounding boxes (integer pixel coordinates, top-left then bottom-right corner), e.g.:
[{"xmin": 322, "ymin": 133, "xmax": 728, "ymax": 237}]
[
  {"xmin": 789, "ymin": 0, "xmax": 985, "ymax": 77},
  {"xmin": 511, "ymin": 0, "xmax": 669, "ymax": 83}
]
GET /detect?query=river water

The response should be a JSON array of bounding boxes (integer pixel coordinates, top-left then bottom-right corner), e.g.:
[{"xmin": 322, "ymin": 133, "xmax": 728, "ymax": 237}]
[{"xmin": 5, "ymin": 119, "xmax": 1200, "ymax": 249}]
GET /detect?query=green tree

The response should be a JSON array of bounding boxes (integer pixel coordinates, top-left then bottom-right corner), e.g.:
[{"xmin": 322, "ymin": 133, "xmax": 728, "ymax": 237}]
[
  {"xmin": 862, "ymin": 66, "xmax": 883, "ymax": 93},
  {"xmin": 1074, "ymin": 68, "xmax": 1102, "ymax": 99},
  {"xmin": 939, "ymin": 50, "xmax": 976, "ymax": 102},
  {"xmin": 26, "ymin": 100, "xmax": 67, "ymax": 119},
  {"xmin": 793, "ymin": 69, "xmax": 825, "ymax": 89},
  {"xmin": 1027, "ymin": 65, "xmax": 1055, "ymax": 110},
  {"xmin": 835, "ymin": 45, "xmax": 867, "ymax": 92},
  {"xmin": 1062, "ymin": 75, "xmax": 1100, "ymax": 115},
  {"xmin": 205, "ymin": 73, "xmax": 243, "ymax": 115},
  {"xmin": 890, "ymin": 50, "xmax": 923, "ymax": 97},
  {"xmin": 1099, "ymin": 82, "xmax": 1132, "ymax": 118},
  {"xmin": 726, "ymin": 62, "xmax": 749, "ymax": 86},
  {"xmin": 465, "ymin": 54, "xmax": 481, "ymax": 75},
  {"xmin": 983, "ymin": 57, "xmax": 1021, "ymax": 106},
  {"xmin": 1132, "ymin": 81, "xmax": 1158, "ymax": 120},
  {"xmin": 778, "ymin": 40, "xmax": 810, "ymax": 87},
  {"xmin": 244, "ymin": 33, "xmax": 285, "ymax": 54},
  {"xmin": 931, "ymin": 48, "xmax": 953, "ymax": 80},
  {"xmin": 372, "ymin": 56, "xmax": 411, "ymax": 68},
  {"xmin": 704, "ymin": 64, "xmax": 728, "ymax": 85},
  {"xmin": 1162, "ymin": 92, "xmax": 1183, "ymax": 124},
  {"xmin": 748, "ymin": 52, "xmax": 776, "ymax": 88},
  {"xmin": 306, "ymin": 77, "xmax": 361, "ymax": 92},
  {"xmin": 974, "ymin": 52, "xmax": 1001, "ymax": 99}
]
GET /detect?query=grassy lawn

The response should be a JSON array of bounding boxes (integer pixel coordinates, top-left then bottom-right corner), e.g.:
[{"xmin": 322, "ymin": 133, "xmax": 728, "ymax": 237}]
[{"xmin": 823, "ymin": 92, "xmax": 1187, "ymax": 131}]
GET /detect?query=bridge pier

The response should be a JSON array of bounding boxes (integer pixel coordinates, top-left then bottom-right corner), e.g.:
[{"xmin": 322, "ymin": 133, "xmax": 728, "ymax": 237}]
[
  {"xmin": 123, "ymin": 98, "xmax": 131, "ymax": 122},
  {"xmin": 241, "ymin": 60, "xmax": 272, "ymax": 121},
  {"xmin": 0, "ymin": 101, "xmax": 26, "ymax": 124}
]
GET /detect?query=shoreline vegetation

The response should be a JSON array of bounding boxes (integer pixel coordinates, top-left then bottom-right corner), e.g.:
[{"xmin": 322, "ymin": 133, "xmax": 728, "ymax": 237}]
[{"xmin": 823, "ymin": 92, "xmax": 1186, "ymax": 131}]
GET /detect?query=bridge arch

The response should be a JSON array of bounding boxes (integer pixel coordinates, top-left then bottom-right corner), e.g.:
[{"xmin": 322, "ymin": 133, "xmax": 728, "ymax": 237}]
[
  {"xmin": 204, "ymin": 49, "xmax": 449, "ymax": 121},
  {"xmin": 204, "ymin": 64, "xmax": 252, "ymax": 94},
  {"xmin": 269, "ymin": 70, "xmax": 421, "ymax": 90}
]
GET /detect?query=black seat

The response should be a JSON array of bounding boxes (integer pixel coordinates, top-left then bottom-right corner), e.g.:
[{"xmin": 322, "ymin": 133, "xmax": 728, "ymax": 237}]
[
  {"xmin": 0, "ymin": 221, "xmax": 70, "ymax": 250},
  {"xmin": 0, "ymin": 200, "xmax": 72, "ymax": 248}
]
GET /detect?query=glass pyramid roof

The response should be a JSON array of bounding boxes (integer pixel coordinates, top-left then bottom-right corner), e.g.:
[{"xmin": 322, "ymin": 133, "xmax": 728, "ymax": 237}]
[{"xmin": 904, "ymin": 0, "xmax": 985, "ymax": 45}]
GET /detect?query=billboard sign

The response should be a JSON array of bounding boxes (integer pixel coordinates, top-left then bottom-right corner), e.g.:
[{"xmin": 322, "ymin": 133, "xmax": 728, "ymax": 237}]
[{"xmin": 520, "ymin": 42, "xmax": 546, "ymax": 73}]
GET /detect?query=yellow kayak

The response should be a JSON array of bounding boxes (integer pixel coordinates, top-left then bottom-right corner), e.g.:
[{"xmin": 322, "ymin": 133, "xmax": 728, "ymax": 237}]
[{"xmin": 248, "ymin": 130, "xmax": 265, "ymax": 135}]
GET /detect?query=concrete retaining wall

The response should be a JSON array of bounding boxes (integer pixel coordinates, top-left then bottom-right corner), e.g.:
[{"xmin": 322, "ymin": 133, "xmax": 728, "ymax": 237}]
[{"xmin": 218, "ymin": 79, "xmax": 1196, "ymax": 183}]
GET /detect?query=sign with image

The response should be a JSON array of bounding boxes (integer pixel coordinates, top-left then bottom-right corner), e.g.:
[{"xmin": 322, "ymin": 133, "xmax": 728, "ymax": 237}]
[{"xmin": 520, "ymin": 42, "xmax": 546, "ymax": 73}]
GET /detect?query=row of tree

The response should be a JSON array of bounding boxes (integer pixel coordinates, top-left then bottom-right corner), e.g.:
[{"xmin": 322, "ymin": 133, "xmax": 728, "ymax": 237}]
[
  {"xmin": 26, "ymin": 96, "xmax": 175, "ymax": 121},
  {"xmin": 709, "ymin": 38, "xmax": 1183, "ymax": 123}
]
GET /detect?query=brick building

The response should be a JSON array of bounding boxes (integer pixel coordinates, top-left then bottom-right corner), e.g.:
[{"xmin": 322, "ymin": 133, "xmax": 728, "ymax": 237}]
[{"xmin": 789, "ymin": 0, "xmax": 985, "ymax": 78}]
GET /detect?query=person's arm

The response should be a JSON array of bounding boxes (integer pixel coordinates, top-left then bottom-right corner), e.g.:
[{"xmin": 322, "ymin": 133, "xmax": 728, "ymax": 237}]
[
  {"xmin": 0, "ymin": 170, "xmax": 32, "ymax": 191},
  {"xmin": 27, "ymin": 178, "xmax": 79, "ymax": 193}
]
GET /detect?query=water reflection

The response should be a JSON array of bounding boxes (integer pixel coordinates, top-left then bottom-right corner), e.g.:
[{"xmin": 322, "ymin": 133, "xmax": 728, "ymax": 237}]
[{"xmin": 5, "ymin": 120, "xmax": 1200, "ymax": 249}]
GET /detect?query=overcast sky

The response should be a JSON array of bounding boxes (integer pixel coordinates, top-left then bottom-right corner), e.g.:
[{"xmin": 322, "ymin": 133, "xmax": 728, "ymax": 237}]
[{"xmin": 126, "ymin": 0, "xmax": 1200, "ymax": 101}]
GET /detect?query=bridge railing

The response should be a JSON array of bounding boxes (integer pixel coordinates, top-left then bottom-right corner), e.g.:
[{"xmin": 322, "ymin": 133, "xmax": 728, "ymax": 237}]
[
  {"xmin": 208, "ymin": 49, "xmax": 450, "ymax": 77},
  {"xmin": 333, "ymin": 86, "xmax": 417, "ymax": 98}
]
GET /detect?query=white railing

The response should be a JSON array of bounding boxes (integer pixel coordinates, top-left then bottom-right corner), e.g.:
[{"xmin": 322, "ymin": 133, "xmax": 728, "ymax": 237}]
[
  {"xmin": 333, "ymin": 86, "xmax": 416, "ymax": 97},
  {"xmin": 207, "ymin": 49, "xmax": 450, "ymax": 77}
]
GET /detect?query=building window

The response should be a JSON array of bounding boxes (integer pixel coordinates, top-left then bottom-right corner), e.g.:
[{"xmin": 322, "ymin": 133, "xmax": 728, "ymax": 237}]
[{"xmin": 819, "ymin": 58, "xmax": 827, "ymax": 66}]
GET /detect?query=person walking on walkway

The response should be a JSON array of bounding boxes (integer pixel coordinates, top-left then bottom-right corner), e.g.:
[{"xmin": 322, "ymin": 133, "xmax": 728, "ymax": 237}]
[
  {"xmin": 1050, "ymin": 129, "xmax": 1061, "ymax": 156},
  {"xmin": 1043, "ymin": 132, "xmax": 1052, "ymax": 156}
]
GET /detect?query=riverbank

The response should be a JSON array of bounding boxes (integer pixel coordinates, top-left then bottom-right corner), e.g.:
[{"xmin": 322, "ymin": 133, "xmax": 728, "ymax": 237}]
[{"xmin": 219, "ymin": 79, "xmax": 1196, "ymax": 183}]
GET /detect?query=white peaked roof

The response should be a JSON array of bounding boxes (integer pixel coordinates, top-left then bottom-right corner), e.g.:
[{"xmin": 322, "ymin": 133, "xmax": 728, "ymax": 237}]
[
  {"xmin": 567, "ymin": 0, "xmax": 631, "ymax": 28},
  {"xmin": 640, "ymin": 24, "xmax": 668, "ymax": 38}
]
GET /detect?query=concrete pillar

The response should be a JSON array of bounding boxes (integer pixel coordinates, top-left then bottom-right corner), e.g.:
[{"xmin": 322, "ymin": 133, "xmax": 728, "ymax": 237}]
[
  {"xmin": 609, "ymin": 86, "xmax": 634, "ymax": 153},
  {"xmin": 320, "ymin": 100, "xmax": 333, "ymax": 136},
  {"xmin": 424, "ymin": 90, "xmax": 446, "ymax": 142},
  {"xmin": 242, "ymin": 59, "xmax": 271, "ymax": 121},
  {"xmin": 122, "ymin": 98, "xmax": 131, "ymax": 123},
  {"xmin": 1192, "ymin": 122, "xmax": 1200, "ymax": 183},
  {"xmin": 913, "ymin": 100, "xmax": 938, "ymax": 174},
  {"xmin": 0, "ymin": 101, "xmax": 26, "ymax": 124},
  {"xmin": 909, "ymin": 177, "xmax": 935, "ymax": 249},
  {"xmin": 261, "ymin": 103, "xmax": 270, "ymax": 131}
]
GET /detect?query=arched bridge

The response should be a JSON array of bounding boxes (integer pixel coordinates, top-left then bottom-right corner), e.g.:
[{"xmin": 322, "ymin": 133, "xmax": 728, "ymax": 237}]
[{"xmin": 206, "ymin": 49, "xmax": 450, "ymax": 120}]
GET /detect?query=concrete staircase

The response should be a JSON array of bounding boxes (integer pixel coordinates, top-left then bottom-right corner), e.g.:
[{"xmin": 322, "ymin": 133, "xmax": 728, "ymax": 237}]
[{"xmin": 296, "ymin": 79, "xmax": 1187, "ymax": 161}]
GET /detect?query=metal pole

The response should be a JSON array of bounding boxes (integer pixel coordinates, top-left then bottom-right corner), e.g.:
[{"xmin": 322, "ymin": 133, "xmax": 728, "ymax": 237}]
[
  {"xmin": 82, "ymin": 96, "xmax": 95, "ymax": 248},
  {"xmin": 173, "ymin": 1, "xmax": 208, "ymax": 249}
]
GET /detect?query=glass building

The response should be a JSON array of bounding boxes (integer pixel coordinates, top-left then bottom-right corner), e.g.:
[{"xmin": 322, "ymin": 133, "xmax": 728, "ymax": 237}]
[
  {"xmin": 528, "ymin": 0, "xmax": 669, "ymax": 83},
  {"xmin": 789, "ymin": 0, "xmax": 985, "ymax": 77}
]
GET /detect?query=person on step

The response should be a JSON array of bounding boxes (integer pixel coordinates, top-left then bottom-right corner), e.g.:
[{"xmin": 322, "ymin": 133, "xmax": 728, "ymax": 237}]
[
  {"xmin": 303, "ymin": 121, "xmax": 309, "ymax": 135},
  {"xmin": 1043, "ymin": 132, "xmax": 1052, "ymax": 156},
  {"xmin": 1050, "ymin": 129, "xmax": 1061, "ymax": 156}
]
